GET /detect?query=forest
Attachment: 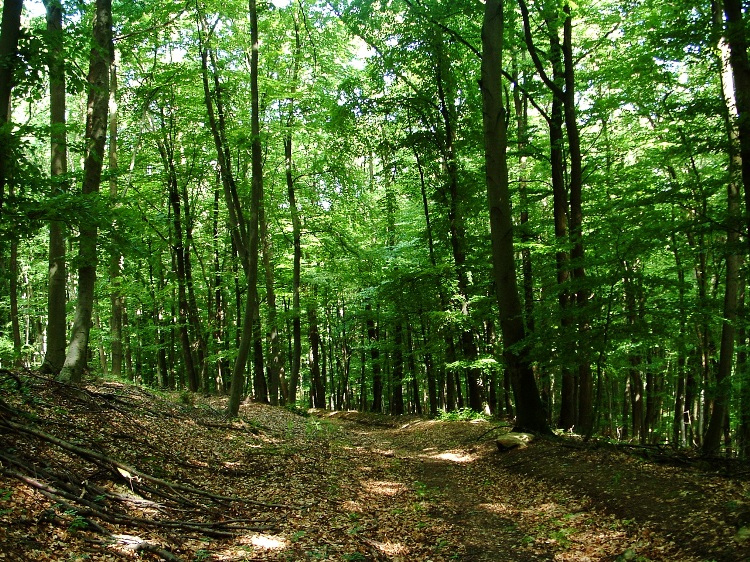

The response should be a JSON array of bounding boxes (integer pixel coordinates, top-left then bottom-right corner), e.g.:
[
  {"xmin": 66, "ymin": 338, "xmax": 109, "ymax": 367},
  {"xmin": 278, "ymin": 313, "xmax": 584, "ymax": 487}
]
[{"xmin": 2, "ymin": 0, "xmax": 750, "ymax": 456}]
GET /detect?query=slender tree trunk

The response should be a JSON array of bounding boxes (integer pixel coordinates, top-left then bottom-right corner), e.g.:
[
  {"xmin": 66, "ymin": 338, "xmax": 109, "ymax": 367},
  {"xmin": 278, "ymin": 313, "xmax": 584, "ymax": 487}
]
[
  {"xmin": 9, "ymin": 238, "xmax": 22, "ymax": 366},
  {"xmin": 181, "ymin": 177, "xmax": 207, "ymax": 385},
  {"xmin": 562, "ymin": 4, "xmax": 593, "ymax": 436},
  {"xmin": 412, "ymin": 135, "xmax": 447, "ymax": 416},
  {"xmin": 198, "ymin": 3, "xmax": 261, "ymax": 415},
  {"xmin": 367, "ymin": 303, "xmax": 383, "ymax": 412},
  {"xmin": 253, "ymin": 314, "xmax": 267, "ymax": 402},
  {"xmin": 108, "ymin": 50, "xmax": 123, "ymax": 379},
  {"xmin": 670, "ymin": 232, "xmax": 688, "ymax": 446},
  {"xmin": 260, "ymin": 189, "xmax": 283, "ymax": 404},
  {"xmin": 59, "ymin": 0, "xmax": 113, "ymax": 383},
  {"xmin": 482, "ymin": 0, "xmax": 549, "ymax": 433},
  {"xmin": 285, "ymin": 133, "xmax": 303, "ymax": 403},
  {"xmin": 420, "ymin": 315, "xmax": 438, "ymax": 416},
  {"xmin": 433, "ymin": 38, "xmax": 483, "ymax": 412},
  {"xmin": 41, "ymin": 0, "xmax": 68, "ymax": 375},
  {"xmin": 155, "ymin": 113, "xmax": 199, "ymax": 391},
  {"xmin": 211, "ymin": 178, "xmax": 228, "ymax": 393},
  {"xmin": 308, "ymin": 300, "xmax": 325, "ymax": 408},
  {"xmin": 738, "ymin": 282, "xmax": 750, "ymax": 458},
  {"xmin": 226, "ymin": 0, "xmax": 264, "ymax": 416},
  {"xmin": 407, "ymin": 323, "xmax": 422, "ymax": 415},
  {"xmin": 391, "ymin": 321, "xmax": 405, "ymax": 415}
]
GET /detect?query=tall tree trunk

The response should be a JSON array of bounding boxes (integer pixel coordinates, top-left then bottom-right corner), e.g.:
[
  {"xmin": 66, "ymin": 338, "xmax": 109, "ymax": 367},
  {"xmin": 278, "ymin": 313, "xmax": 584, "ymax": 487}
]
[
  {"xmin": 41, "ymin": 0, "xmax": 68, "ymax": 375},
  {"xmin": 181, "ymin": 177, "xmax": 207, "ymax": 386},
  {"xmin": 670, "ymin": 232, "xmax": 688, "ymax": 446},
  {"xmin": 285, "ymin": 133, "xmax": 303, "ymax": 403},
  {"xmin": 722, "ymin": 0, "xmax": 750, "ymax": 244},
  {"xmin": 1, "ymin": 0, "xmax": 23, "ymax": 368},
  {"xmin": 482, "ymin": 0, "xmax": 549, "ymax": 434},
  {"xmin": 154, "ymin": 111, "xmax": 199, "ymax": 392},
  {"xmin": 59, "ymin": 0, "xmax": 113, "ymax": 383},
  {"xmin": 407, "ymin": 323, "xmax": 422, "ymax": 415},
  {"xmin": 704, "ymin": 2, "xmax": 743, "ymax": 453},
  {"xmin": 435, "ymin": 40, "xmax": 482, "ymax": 412},
  {"xmin": 422, "ymin": 319, "xmax": 438, "ymax": 417},
  {"xmin": 225, "ymin": 0, "xmax": 264, "ymax": 416},
  {"xmin": 549, "ymin": 36, "xmax": 575, "ymax": 431},
  {"xmin": 198, "ymin": 2, "xmax": 261, "ymax": 415},
  {"xmin": 212, "ymin": 179, "xmax": 229, "ymax": 392},
  {"xmin": 411, "ymin": 132, "xmax": 447, "ymax": 416},
  {"xmin": 562, "ymin": 4, "xmax": 593, "ymax": 436},
  {"xmin": 108, "ymin": 50, "xmax": 123, "ymax": 379},
  {"xmin": 279, "ymin": 10, "xmax": 303, "ymax": 404},
  {"xmin": 0, "ymin": 0, "xmax": 23, "ymax": 212}
]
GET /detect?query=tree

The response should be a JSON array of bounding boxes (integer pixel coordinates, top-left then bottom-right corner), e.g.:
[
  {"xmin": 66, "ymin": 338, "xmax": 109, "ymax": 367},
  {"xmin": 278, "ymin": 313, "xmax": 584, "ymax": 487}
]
[
  {"xmin": 703, "ymin": 0, "xmax": 743, "ymax": 454},
  {"xmin": 0, "ymin": 0, "xmax": 23, "ymax": 209},
  {"xmin": 59, "ymin": 0, "xmax": 113, "ymax": 383},
  {"xmin": 481, "ymin": 0, "xmax": 549, "ymax": 433},
  {"xmin": 40, "ymin": 0, "xmax": 68, "ymax": 375}
]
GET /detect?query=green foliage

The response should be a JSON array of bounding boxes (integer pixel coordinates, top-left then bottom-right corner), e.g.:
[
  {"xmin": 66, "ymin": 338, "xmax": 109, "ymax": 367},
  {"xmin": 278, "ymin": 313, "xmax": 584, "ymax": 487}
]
[
  {"xmin": 193, "ymin": 550, "xmax": 210, "ymax": 562},
  {"xmin": 436, "ymin": 408, "xmax": 487, "ymax": 422}
]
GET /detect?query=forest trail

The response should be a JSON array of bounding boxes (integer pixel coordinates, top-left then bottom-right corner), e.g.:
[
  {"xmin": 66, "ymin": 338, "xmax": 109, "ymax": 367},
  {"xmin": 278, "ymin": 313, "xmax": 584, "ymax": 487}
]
[
  {"xmin": 1, "ymin": 374, "xmax": 749, "ymax": 561},
  {"xmin": 322, "ymin": 411, "xmax": 749, "ymax": 562}
]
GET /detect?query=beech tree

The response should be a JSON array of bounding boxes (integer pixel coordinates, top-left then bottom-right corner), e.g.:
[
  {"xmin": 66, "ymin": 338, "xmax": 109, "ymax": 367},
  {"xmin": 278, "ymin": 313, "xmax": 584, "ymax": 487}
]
[{"xmin": 59, "ymin": 0, "xmax": 113, "ymax": 382}]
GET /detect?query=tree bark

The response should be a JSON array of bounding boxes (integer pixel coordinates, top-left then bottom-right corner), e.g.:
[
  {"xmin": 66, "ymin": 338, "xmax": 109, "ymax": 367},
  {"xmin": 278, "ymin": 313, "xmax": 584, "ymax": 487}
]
[
  {"xmin": 722, "ymin": 0, "xmax": 750, "ymax": 245},
  {"xmin": 0, "ymin": 0, "xmax": 23, "ymax": 212},
  {"xmin": 282, "ymin": 11, "xmax": 303, "ymax": 402},
  {"xmin": 154, "ymin": 111, "xmax": 199, "ymax": 392},
  {"xmin": 225, "ymin": 0, "xmax": 263, "ymax": 416},
  {"xmin": 435, "ymin": 41, "xmax": 482, "ymax": 412},
  {"xmin": 59, "ymin": 0, "xmax": 113, "ymax": 383},
  {"xmin": 704, "ymin": 1, "xmax": 743, "ymax": 453},
  {"xmin": 366, "ymin": 302, "xmax": 383, "ymax": 412},
  {"xmin": 198, "ymin": 2, "xmax": 261, "ymax": 415},
  {"xmin": 108, "ymin": 50, "xmax": 123, "ymax": 379},
  {"xmin": 40, "ymin": 0, "xmax": 68, "ymax": 375},
  {"xmin": 308, "ymin": 300, "xmax": 325, "ymax": 408},
  {"xmin": 562, "ymin": 4, "xmax": 593, "ymax": 436},
  {"xmin": 285, "ymin": 132, "xmax": 303, "ymax": 403},
  {"xmin": 482, "ymin": 0, "xmax": 550, "ymax": 434}
]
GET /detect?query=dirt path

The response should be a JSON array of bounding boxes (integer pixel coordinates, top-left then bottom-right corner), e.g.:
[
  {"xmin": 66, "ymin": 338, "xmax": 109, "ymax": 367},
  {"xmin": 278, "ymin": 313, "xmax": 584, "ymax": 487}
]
[
  {"xmin": 321, "ymin": 412, "xmax": 750, "ymax": 562},
  {"xmin": 2, "ymin": 378, "xmax": 748, "ymax": 561}
]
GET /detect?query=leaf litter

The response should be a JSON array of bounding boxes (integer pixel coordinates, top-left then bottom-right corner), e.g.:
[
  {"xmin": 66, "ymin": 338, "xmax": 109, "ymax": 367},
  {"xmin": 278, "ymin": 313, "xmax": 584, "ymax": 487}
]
[{"xmin": 0, "ymin": 371, "xmax": 748, "ymax": 561}]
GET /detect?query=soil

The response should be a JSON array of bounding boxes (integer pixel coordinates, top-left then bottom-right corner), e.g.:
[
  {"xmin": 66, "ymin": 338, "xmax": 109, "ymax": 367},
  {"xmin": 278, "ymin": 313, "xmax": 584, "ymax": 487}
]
[{"xmin": 1, "ymin": 373, "xmax": 749, "ymax": 561}]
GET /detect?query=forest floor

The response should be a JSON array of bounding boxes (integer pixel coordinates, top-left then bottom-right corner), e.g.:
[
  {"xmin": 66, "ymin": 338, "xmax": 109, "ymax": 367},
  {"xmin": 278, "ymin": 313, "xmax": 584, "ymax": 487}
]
[{"xmin": 1, "ymin": 373, "xmax": 749, "ymax": 561}]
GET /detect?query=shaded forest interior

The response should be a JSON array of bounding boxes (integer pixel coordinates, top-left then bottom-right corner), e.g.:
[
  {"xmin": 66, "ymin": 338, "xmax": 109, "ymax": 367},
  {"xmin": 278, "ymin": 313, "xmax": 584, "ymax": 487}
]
[{"xmin": 2, "ymin": 0, "xmax": 750, "ymax": 454}]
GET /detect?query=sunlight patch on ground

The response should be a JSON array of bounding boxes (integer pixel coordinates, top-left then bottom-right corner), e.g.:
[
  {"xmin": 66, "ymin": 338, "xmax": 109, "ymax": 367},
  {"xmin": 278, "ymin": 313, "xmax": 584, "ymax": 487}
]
[
  {"xmin": 479, "ymin": 502, "xmax": 512, "ymax": 514},
  {"xmin": 372, "ymin": 448, "xmax": 396, "ymax": 457},
  {"xmin": 342, "ymin": 500, "xmax": 362, "ymax": 512},
  {"xmin": 238, "ymin": 533, "xmax": 288, "ymax": 550},
  {"xmin": 363, "ymin": 479, "xmax": 408, "ymax": 496},
  {"xmin": 422, "ymin": 450, "xmax": 477, "ymax": 463},
  {"xmin": 365, "ymin": 538, "xmax": 408, "ymax": 556}
]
